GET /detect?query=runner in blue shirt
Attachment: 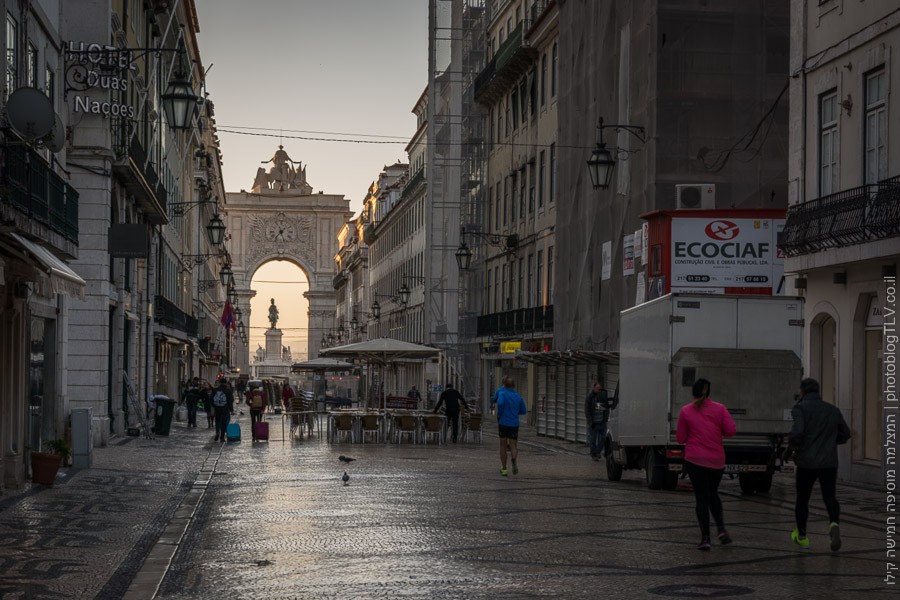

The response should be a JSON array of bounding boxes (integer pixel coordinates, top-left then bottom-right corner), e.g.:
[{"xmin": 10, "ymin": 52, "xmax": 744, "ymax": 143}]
[{"xmin": 496, "ymin": 379, "xmax": 527, "ymax": 476}]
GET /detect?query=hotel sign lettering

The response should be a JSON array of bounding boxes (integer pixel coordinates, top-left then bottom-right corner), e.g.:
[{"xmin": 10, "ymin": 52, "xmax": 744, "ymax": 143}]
[{"xmin": 65, "ymin": 41, "xmax": 136, "ymax": 119}]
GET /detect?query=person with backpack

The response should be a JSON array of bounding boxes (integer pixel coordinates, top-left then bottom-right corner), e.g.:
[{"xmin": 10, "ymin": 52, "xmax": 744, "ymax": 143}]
[
  {"xmin": 786, "ymin": 378, "xmax": 851, "ymax": 551},
  {"xmin": 211, "ymin": 378, "xmax": 234, "ymax": 442}
]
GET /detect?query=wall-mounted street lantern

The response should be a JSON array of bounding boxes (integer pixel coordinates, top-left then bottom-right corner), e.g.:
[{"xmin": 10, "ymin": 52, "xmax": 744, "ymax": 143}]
[
  {"xmin": 161, "ymin": 72, "xmax": 198, "ymax": 131},
  {"xmin": 206, "ymin": 213, "xmax": 226, "ymax": 246},
  {"xmin": 455, "ymin": 242, "xmax": 472, "ymax": 271},
  {"xmin": 455, "ymin": 228, "xmax": 517, "ymax": 271},
  {"xmin": 587, "ymin": 117, "xmax": 646, "ymax": 190},
  {"xmin": 219, "ymin": 264, "xmax": 233, "ymax": 287}
]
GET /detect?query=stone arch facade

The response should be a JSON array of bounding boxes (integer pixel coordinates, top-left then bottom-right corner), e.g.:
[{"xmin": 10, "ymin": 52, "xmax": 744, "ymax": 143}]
[{"xmin": 224, "ymin": 162, "xmax": 351, "ymax": 373}]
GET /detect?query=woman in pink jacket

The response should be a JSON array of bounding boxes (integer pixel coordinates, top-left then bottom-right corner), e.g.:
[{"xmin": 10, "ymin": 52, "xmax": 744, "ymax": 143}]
[{"xmin": 676, "ymin": 378, "xmax": 737, "ymax": 550}]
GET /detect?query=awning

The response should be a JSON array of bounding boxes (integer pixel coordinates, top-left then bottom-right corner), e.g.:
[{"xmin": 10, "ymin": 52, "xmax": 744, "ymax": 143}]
[
  {"xmin": 10, "ymin": 233, "xmax": 85, "ymax": 300},
  {"xmin": 515, "ymin": 350, "xmax": 619, "ymax": 366}
]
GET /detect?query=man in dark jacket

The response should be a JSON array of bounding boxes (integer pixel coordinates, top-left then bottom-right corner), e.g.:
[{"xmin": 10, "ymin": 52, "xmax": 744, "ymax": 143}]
[
  {"xmin": 183, "ymin": 377, "xmax": 202, "ymax": 428},
  {"xmin": 211, "ymin": 378, "xmax": 235, "ymax": 442},
  {"xmin": 434, "ymin": 383, "xmax": 469, "ymax": 443},
  {"xmin": 786, "ymin": 378, "xmax": 851, "ymax": 551},
  {"xmin": 585, "ymin": 381, "xmax": 616, "ymax": 460}
]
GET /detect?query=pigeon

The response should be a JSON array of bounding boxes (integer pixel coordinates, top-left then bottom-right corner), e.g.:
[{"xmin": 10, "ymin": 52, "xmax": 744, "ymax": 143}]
[
  {"xmin": 342, "ymin": 471, "xmax": 350, "ymax": 486},
  {"xmin": 339, "ymin": 455, "xmax": 356, "ymax": 464}
]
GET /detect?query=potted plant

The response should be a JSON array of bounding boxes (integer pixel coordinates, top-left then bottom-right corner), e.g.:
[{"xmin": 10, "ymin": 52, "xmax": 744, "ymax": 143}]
[{"xmin": 30, "ymin": 438, "xmax": 70, "ymax": 486}]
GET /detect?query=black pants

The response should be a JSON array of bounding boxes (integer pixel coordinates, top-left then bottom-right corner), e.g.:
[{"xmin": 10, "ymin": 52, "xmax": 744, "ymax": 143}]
[
  {"xmin": 186, "ymin": 402, "xmax": 198, "ymax": 427},
  {"xmin": 795, "ymin": 467, "xmax": 839, "ymax": 535},
  {"xmin": 685, "ymin": 461, "xmax": 725, "ymax": 538},
  {"xmin": 446, "ymin": 410, "xmax": 460, "ymax": 442}
]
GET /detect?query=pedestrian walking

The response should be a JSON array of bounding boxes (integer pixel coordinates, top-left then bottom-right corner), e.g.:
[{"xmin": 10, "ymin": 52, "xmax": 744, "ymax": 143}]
[
  {"xmin": 495, "ymin": 379, "xmax": 526, "ymax": 476},
  {"xmin": 183, "ymin": 377, "xmax": 202, "ymax": 428},
  {"xmin": 201, "ymin": 380, "xmax": 215, "ymax": 428},
  {"xmin": 211, "ymin": 377, "xmax": 234, "ymax": 442},
  {"xmin": 434, "ymin": 383, "xmax": 469, "ymax": 443},
  {"xmin": 245, "ymin": 382, "xmax": 267, "ymax": 440},
  {"xmin": 786, "ymin": 377, "xmax": 851, "ymax": 551},
  {"xmin": 675, "ymin": 378, "xmax": 736, "ymax": 550},
  {"xmin": 281, "ymin": 382, "xmax": 295, "ymax": 411},
  {"xmin": 407, "ymin": 385, "xmax": 423, "ymax": 407},
  {"xmin": 585, "ymin": 380, "xmax": 616, "ymax": 460}
]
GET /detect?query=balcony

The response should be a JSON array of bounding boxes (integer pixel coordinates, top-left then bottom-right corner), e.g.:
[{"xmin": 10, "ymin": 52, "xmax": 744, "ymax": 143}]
[
  {"xmin": 477, "ymin": 305, "xmax": 554, "ymax": 337},
  {"xmin": 400, "ymin": 167, "xmax": 426, "ymax": 202},
  {"xmin": 112, "ymin": 123, "xmax": 169, "ymax": 225},
  {"xmin": 362, "ymin": 222, "xmax": 377, "ymax": 243},
  {"xmin": 154, "ymin": 295, "xmax": 198, "ymax": 337},
  {"xmin": 333, "ymin": 268, "xmax": 349, "ymax": 289},
  {"xmin": 1, "ymin": 142, "xmax": 80, "ymax": 253},
  {"xmin": 779, "ymin": 176, "xmax": 900, "ymax": 257},
  {"xmin": 474, "ymin": 21, "xmax": 539, "ymax": 106}
]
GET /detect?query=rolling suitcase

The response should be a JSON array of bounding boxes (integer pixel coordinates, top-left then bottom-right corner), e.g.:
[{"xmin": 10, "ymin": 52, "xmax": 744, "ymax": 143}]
[
  {"xmin": 226, "ymin": 421, "xmax": 241, "ymax": 442},
  {"xmin": 253, "ymin": 421, "xmax": 269, "ymax": 441}
]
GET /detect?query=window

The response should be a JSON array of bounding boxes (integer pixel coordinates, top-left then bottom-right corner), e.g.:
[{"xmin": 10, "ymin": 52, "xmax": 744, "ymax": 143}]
[
  {"xmin": 538, "ymin": 151, "xmax": 546, "ymax": 208},
  {"xmin": 517, "ymin": 258, "xmax": 524, "ymax": 308},
  {"xmin": 529, "ymin": 68, "xmax": 537, "ymax": 115},
  {"xmin": 511, "ymin": 89, "xmax": 519, "ymax": 129},
  {"xmin": 45, "ymin": 64, "xmax": 54, "ymax": 104},
  {"xmin": 549, "ymin": 143, "xmax": 557, "ymax": 202},
  {"xmin": 503, "ymin": 176, "xmax": 509, "ymax": 225},
  {"xmin": 502, "ymin": 264, "xmax": 508, "ymax": 309},
  {"xmin": 510, "ymin": 172, "xmax": 517, "ymax": 222},
  {"xmin": 489, "ymin": 107, "xmax": 494, "ymax": 148},
  {"xmin": 504, "ymin": 95, "xmax": 510, "ymax": 137},
  {"xmin": 493, "ymin": 266, "xmax": 499, "ymax": 312},
  {"xmin": 486, "ymin": 268, "xmax": 492, "ymax": 315},
  {"xmin": 519, "ymin": 166, "xmax": 526, "ymax": 218},
  {"xmin": 495, "ymin": 181, "xmax": 502, "ymax": 226},
  {"xmin": 528, "ymin": 161, "xmax": 536, "ymax": 213},
  {"xmin": 540, "ymin": 53, "xmax": 547, "ymax": 106},
  {"xmin": 819, "ymin": 91, "xmax": 839, "ymax": 195},
  {"xmin": 527, "ymin": 254, "xmax": 534, "ymax": 307},
  {"xmin": 497, "ymin": 101, "xmax": 503, "ymax": 142},
  {"xmin": 551, "ymin": 42, "xmax": 558, "ymax": 97},
  {"xmin": 547, "ymin": 246, "xmax": 554, "ymax": 304},
  {"xmin": 26, "ymin": 43, "xmax": 37, "ymax": 88},
  {"xmin": 537, "ymin": 249, "xmax": 544, "ymax": 306},
  {"xmin": 864, "ymin": 70, "xmax": 887, "ymax": 184},
  {"xmin": 487, "ymin": 187, "xmax": 493, "ymax": 232},
  {"xmin": 519, "ymin": 78, "xmax": 527, "ymax": 125},
  {"xmin": 6, "ymin": 14, "xmax": 17, "ymax": 98}
]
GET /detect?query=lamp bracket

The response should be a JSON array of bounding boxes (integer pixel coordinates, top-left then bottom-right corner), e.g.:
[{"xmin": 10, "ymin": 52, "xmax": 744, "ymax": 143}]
[
  {"xmin": 598, "ymin": 117, "xmax": 646, "ymax": 145},
  {"xmin": 461, "ymin": 227, "xmax": 518, "ymax": 251}
]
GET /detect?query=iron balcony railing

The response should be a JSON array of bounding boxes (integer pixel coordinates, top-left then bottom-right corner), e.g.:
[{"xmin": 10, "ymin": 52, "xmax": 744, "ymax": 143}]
[
  {"xmin": 477, "ymin": 305, "xmax": 554, "ymax": 337},
  {"xmin": 154, "ymin": 295, "xmax": 198, "ymax": 337},
  {"xmin": 779, "ymin": 175, "xmax": 900, "ymax": 257},
  {"xmin": 113, "ymin": 120, "xmax": 169, "ymax": 223},
  {"xmin": 1, "ymin": 142, "xmax": 79, "ymax": 245},
  {"xmin": 401, "ymin": 167, "xmax": 426, "ymax": 202}
]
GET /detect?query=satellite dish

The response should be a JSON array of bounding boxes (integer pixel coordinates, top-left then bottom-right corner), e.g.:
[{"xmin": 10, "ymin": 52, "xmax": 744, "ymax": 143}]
[
  {"xmin": 5, "ymin": 87, "xmax": 54, "ymax": 140},
  {"xmin": 46, "ymin": 115, "xmax": 65, "ymax": 153}
]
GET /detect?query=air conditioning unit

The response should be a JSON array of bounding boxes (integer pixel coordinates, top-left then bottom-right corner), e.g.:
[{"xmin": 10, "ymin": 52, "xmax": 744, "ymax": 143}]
[{"xmin": 676, "ymin": 184, "xmax": 716, "ymax": 209}]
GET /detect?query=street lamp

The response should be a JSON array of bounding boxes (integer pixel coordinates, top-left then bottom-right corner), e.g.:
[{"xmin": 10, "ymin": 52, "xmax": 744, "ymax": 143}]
[
  {"xmin": 234, "ymin": 306, "xmax": 242, "ymax": 321},
  {"xmin": 219, "ymin": 264, "xmax": 233, "ymax": 287},
  {"xmin": 237, "ymin": 321, "xmax": 246, "ymax": 337},
  {"xmin": 161, "ymin": 72, "xmax": 198, "ymax": 131},
  {"xmin": 350, "ymin": 316, "xmax": 359, "ymax": 331},
  {"xmin": 587, "ymin": 117, "xmax": 646, "ymax": 190},
  {"xmin": 398, "ymin": 283, "xmax": 411, "ymax": 306},
  {"xmin": 206, "ymin": 214, "xmax": 226, "ymax": 246},
  {"xmin": 227, "ymin": 286, "xmax": 237, "ymax": 306},
  {"xmin": 455, "ymin": 241, "xmax": 472, "ymax": 271},
  {"xmin": 371, "ymin": 299, "xmax": 381, "ymax": 321}
]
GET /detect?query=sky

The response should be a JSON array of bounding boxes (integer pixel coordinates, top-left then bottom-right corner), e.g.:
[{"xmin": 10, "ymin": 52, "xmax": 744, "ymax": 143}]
[{"xmin": 193, "ymin": 0, "xmax": 428, "ymax": 357}]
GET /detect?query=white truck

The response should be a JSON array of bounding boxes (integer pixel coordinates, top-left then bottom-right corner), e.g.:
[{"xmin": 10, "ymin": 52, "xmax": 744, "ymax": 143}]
[{"xmin": 606, "ymin": 294, "xmax": 804, "ymax": 493}]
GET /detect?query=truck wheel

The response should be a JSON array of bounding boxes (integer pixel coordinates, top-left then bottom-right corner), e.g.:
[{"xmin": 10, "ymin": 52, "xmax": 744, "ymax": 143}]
[
  {"xmin": 663, "ymin": 470, "xmax": 679, "ymax": 491},
  {"xmin": 645, "ymin": 451, "xmax": 666, "ymax": 490},
  {"xmin": 606, "ymin": 454, "xmax": 623, "ymax": 481},
  {"xmin": 756, "ymin": 473, "xmax": 773, "ymax": 493},
  {"xmin": 739, "ymin": 473, "xmax": 758, "ymax": 494}
]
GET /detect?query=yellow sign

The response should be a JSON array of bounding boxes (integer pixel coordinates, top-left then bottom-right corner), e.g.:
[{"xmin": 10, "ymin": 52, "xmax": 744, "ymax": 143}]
[{"xmin": 500, "ymin": 341, "xmax": 522, "ymax": 354}]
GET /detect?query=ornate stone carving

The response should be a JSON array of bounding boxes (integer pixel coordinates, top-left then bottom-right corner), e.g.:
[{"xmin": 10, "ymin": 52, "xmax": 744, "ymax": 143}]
[
  {"xmin": 252, "ymin": 145, "xmax": 313, "ymax": 194},
  {"xmin": 247, "ymin": 212, "xmax": 316, "ymax": 269}
]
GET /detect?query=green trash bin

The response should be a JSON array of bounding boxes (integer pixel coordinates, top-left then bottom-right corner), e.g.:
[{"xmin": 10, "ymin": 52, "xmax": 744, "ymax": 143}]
[{"xmin": 153, "ymin": 396, "xmax": 176, "ymax": 436}]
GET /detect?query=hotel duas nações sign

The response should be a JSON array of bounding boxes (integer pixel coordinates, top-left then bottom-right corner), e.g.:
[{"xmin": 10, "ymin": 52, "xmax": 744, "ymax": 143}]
[{"xmin": 65, "ymin": 41, "xmax": 136, "ymax": 119}]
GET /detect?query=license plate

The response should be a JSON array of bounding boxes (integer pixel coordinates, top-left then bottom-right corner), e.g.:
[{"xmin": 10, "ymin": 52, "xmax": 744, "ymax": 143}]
[
  {"xmin": 724, "ymin": 464, "xmax": 768, "ymax": 473},
  {"xmin": 668, "ymin": 464, "xmax": 683, "ymax": 472}
]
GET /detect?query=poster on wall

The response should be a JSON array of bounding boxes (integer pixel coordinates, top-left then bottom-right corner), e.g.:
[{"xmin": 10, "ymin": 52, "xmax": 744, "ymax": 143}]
[
  {"xmin": 641, "ymin": 222, "xmax": 649, "ymax": 266},
  {"xmin": 636, "ymin": 272, "xmax": 646, "ymax": 304},
  {"xmin": 634, "ymin": 228, "xmax": 643, "ymax": 262},
  {"xmin": 623, "ymin": 234, "xmax": 635, "ymax": 276},
  {"xmin": 601, "ymin": 241, "xmax": 612, "ymax": 281},
  {"xmin": 670, "ymin": 217, "xmax": 785, "ymax": 293}
]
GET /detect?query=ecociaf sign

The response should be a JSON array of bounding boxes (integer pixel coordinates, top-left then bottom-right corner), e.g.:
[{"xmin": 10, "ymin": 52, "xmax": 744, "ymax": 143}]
[
  {"xmin": 66, "ymin": 42, "xmax": 136, "ymax": 119},
  {"xmin": 671, "ymin": 217, "xmax": 784, "ymax": 293}
]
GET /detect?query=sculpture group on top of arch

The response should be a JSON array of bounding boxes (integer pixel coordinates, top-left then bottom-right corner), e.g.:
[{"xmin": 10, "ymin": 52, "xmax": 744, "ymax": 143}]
[{"xmin": 252, "ymin": 145, "xmax": 313, "ymax": 194}]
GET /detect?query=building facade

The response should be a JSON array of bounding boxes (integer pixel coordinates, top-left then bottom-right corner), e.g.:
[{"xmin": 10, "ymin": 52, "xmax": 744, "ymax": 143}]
[
  {"xmin": 473, "ymin": 0, "xmax": 558, "ymax": 404},
  {"xmin": 1, "ymin": 0, "xmax": 84, "ymax": 490},
  {"xmin": 780, "ymin": 0, "xmax": 899, "ymax": 485}
]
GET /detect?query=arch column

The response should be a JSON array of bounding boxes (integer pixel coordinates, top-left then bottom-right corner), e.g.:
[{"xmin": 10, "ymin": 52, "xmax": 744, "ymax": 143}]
[{"xmin": 233, "ymin": 287, "xmax": 257, "ymax": 377}]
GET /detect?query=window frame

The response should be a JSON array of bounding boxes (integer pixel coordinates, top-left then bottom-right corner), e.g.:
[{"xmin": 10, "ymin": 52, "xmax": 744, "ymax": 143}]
[
  {"xmin": 863, "ymin": 69, "xmax": 887, "ymax": 185},
  {"xmin": 818, "ymin": 90, "xmax": 839, "ymax": 195}
]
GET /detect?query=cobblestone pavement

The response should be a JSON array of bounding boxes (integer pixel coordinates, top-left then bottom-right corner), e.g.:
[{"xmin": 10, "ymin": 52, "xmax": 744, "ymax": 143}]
[{"xmin": 0, "ymin": 413, "xmax": 893, "ymax": 599}]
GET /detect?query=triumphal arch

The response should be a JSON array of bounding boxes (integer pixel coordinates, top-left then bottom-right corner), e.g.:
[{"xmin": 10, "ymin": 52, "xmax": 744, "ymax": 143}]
[{"xmin": 224, "ymin": 146, "xmax": 351, "ymax": 372}]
